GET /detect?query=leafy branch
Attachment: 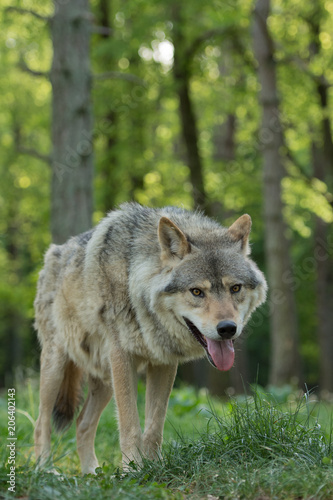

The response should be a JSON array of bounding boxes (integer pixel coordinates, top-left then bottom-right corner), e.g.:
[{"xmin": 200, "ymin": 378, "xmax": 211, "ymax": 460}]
[
  {"xmin": 14, "ymin": 126, "xmax": 51, "ymax": 165},
  {"xmin": 18, "ymin": 58, "xmax": 49, "ymax": 79},
  {"xmin": 5, "ymin": 6, "xmax": 51, "ymax": 22}
]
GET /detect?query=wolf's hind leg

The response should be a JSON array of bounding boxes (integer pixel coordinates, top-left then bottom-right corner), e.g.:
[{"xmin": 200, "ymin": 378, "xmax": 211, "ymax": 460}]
[
  {"xmin": 143, "ymin": 363, "xmax": 178, "ymax": 459},
  {"xmin": 76, "ymin": 376, "xmax": 112, "ymax": 474},
  {"xmin": 34, "ymin": 344, "xmax": 67, "ymax": 467}
]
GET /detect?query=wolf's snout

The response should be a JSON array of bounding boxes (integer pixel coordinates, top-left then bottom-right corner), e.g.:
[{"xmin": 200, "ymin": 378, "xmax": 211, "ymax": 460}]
[{"xmin": 217, "ymin": 320, "xmax": 237, "ymax": 339}]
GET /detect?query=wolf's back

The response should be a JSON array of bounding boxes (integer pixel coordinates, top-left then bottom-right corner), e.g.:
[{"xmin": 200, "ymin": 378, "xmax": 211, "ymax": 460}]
[
  {"xmin": 34, "ymin": 243, "xmax": 65, "ymax": 345},
  {"xmin": 34, "ymin": 231, "xmax": 91, "ymax": 345}
]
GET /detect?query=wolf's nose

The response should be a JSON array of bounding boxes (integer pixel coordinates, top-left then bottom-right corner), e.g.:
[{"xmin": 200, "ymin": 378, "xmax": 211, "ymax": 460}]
[{"xmin": 217, "ymin": 320, "xmax": 237, "ymax": 339}]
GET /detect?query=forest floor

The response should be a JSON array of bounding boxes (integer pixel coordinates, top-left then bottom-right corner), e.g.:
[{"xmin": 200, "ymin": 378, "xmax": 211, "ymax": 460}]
[{"xmin": 0, "ymin": 376, "xmax": 333, "ymax": 499}]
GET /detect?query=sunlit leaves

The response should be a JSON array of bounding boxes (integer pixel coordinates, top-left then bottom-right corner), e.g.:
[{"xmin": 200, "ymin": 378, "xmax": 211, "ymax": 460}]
[{"xmin": 283, "ymin": 177, "xmax": 333, "ymax": 237}]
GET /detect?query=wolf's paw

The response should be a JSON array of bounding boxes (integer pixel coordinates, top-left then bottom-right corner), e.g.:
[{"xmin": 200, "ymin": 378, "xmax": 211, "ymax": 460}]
[
  {"xmin": 82, "ymin": 467, "xmax": 99, "ymax": 475},
  {"xmin": 142, "ymin": 435, "xmax": 163, "ymax": 461}
]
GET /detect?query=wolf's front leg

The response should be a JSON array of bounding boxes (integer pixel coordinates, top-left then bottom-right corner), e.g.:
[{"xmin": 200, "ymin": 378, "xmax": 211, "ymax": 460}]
[
  {"xmin": 143, "ymin": 363, "xmax": 178, "ymax": 459},
  {"xmin": 110, "ymin": 347, "xmax": 143, "ymax": 466}
]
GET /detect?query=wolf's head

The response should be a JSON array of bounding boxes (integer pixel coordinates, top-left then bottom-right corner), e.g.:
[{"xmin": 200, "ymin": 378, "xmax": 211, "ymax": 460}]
[{"xmin": 157, "ymin": 214, "xmax": 267, "ymax": 371}]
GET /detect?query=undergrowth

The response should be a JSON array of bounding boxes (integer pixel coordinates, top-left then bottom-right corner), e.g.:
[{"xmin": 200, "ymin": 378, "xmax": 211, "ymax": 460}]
[
  {"xmin": 0, "ymin": 380, "xmax": 332, "ymax": 499},
  {"xmin": 124, "ymin": 388, "xmax": 333, "ymax": 498}
]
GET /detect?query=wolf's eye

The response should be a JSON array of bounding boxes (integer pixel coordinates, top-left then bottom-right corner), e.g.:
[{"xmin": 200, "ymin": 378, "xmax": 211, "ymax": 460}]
[
  {"xmin": 230, "ymin": 284, "xmax": 242, "ymax": 294},
  {"xmin": 191, "ymin": 288, "xmax": 204, "ymax": 298}
]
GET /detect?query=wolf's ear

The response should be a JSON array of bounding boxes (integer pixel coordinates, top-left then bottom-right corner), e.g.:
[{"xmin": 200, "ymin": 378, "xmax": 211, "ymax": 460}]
[
  {"xmin": 228, "ymin": 214, "xmax": 252, "ymax": 254},
  {"xmin": 158, "ymin": 217, "xmax": 190, "ymax": 261}
]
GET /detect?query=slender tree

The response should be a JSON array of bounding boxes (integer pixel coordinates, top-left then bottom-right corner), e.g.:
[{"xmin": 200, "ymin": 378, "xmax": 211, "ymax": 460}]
[
  {"xmin": 171, "ymin": 5, "xmax": 207, "ymax": 211},
  {"xmin": 96, "ymin": 0, "xmax": 119, "ymax": 213},
  {"xmin": 253, "ymin": 0, "xmax": 302, "ymax": 385},
  {"xmin": 306, "ymin": 5, "xmax": 333, "ymax": 393}
]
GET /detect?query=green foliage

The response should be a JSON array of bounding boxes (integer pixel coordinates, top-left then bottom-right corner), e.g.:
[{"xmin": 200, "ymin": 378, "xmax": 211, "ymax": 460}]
[
  {"xmin": 125, "ymin": 387, "xmax": 333, "ymax": 499},
  {"xmin": 0, "ymin": 1, "xmax": 51, "ymax": 385}
]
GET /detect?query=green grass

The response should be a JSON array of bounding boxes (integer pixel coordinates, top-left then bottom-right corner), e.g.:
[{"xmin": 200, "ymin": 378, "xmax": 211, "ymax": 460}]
[{"xmin": 0, "ymin": 374, "xmax": 332, "ymax": 499}]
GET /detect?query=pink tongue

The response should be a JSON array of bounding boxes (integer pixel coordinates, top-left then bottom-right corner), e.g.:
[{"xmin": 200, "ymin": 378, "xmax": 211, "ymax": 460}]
[{"xmin": 206, "ymin": 338, "xmax": 235, "ymax": 371}]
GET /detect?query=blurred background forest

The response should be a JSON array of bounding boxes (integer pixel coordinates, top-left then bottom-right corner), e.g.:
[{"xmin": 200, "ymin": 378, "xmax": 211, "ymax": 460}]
[{"xmin": 1, "ymin": 0, "xmax": 333, "ymax": 397}]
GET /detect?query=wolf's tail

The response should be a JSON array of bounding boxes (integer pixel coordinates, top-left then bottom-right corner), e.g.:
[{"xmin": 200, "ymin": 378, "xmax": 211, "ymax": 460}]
[{"xmin": 52, "ymin": 360, "xmax": 83, "ymax": 432}]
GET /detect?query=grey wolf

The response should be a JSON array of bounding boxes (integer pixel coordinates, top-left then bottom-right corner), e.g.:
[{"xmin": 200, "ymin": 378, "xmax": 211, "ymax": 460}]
[{"xmin": 34, "ymin": 203, "xmax": 267, "ymax": 473}]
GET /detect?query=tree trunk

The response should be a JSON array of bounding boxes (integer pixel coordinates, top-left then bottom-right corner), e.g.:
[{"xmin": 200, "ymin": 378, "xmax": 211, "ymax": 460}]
[
  {"xmin": 313, "ymin": 80, "xmax": 333, "ymax": 394},
  {"xmin": 314, "ymin": 211, "xmax": 333, "ymax": 393},
  {"xmin": 3, "ymin": 223, "xmax": 22, "ymax": 386},
  {"xmin": 253, "ymin": 0, "xmax": 302, "ymax": 386},
  {"xmin": 97, "ymin": 0, "xmax": 119, "ymax": 213},
  {"xmin": 213, "ymin": 113, "xmax": 236, "ymax": 162},
  {"xmin": 314, "ymin": 85, "xmax": 333, "ymax": 393},
  {"xmin": 172, "ymin": 8, "xmax": 207, "ymax": 212},
  {"xmin": 50, "ymin": 0, "xmax": 94, "ymax": 243},
  {"xmin": 307, "ymin": 10, "xmax": 333, "ymax": 394}
]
